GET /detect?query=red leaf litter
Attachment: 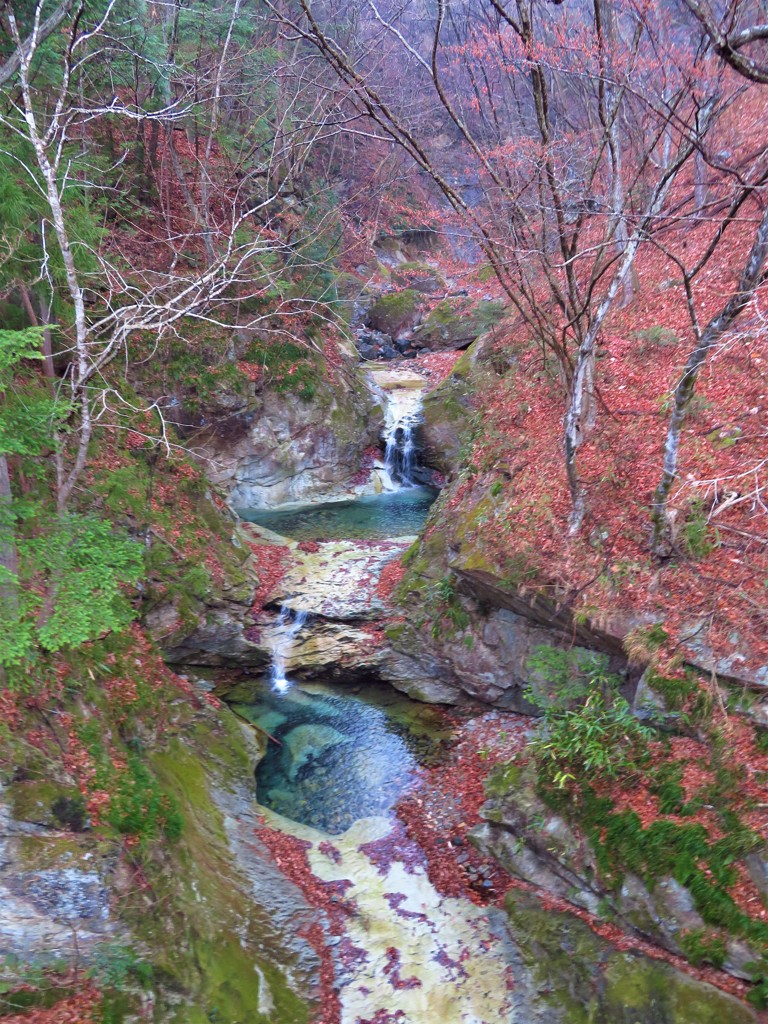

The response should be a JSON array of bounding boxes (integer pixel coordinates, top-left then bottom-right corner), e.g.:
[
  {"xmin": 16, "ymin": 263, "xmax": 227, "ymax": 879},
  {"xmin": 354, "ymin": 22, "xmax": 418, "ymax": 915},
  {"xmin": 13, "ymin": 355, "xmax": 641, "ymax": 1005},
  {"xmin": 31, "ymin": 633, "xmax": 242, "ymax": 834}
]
[
  {"xmin": 409, "ymin": 350, "xmax": 462, "ymax": 389},
  {"xmin": 351, "ymin": 446, "xmax": 382, "ymax": 486},
  {"xmin": 257, "ymin": 826, "xmax": 365, "ymax": 1024},
  {"xmin": 0, "ymin": 980, "xmax": 101, "ymax": 1023},
  {"xmin": 247, "ymin": 541, "xmax": 289, "ymax": 612},
  {"xmin": 375, "ymin": 557, "xmax": 407, "ymax": 604}
]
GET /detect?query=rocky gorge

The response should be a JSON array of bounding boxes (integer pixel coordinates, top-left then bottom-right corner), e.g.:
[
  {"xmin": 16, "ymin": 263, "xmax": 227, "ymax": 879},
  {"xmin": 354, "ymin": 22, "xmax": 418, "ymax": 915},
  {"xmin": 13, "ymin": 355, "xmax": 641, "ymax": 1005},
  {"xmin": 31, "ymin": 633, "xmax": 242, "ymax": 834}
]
[{"xmin": 2, "ymin": 245, "xmax": 767, "ymax": 1024}]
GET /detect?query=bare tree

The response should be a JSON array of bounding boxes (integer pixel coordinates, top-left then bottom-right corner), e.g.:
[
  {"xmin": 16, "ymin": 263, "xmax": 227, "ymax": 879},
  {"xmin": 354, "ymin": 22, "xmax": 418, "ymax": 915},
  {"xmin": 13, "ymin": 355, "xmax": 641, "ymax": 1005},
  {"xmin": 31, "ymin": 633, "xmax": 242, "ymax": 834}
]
[
  {"xmin": 0, "ymin": 0, "xmax": 352, "ymax": 509},
  {"xmin": 268, "ymin": 0, "xmax": 733, "ymax": 531}
]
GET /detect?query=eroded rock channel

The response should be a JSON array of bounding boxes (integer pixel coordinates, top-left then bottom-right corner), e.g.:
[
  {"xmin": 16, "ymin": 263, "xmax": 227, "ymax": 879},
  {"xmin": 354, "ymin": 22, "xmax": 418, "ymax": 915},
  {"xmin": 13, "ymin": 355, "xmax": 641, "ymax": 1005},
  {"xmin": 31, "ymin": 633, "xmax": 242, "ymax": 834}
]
[{"xmin": 207, "ymin": 364, "xmax": 756, "ymax": 1024}]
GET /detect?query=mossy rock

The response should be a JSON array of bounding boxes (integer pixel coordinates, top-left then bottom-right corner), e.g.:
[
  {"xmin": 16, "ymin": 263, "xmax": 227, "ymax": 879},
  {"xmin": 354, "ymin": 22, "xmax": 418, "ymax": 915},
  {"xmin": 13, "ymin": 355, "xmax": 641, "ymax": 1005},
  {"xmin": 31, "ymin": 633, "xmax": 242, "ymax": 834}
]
[
  {"xmin": 505, "ymin": 889, "xmax": 756, "ymax": 1023},
  {"xmin": 412, "ymin": 299, "xmax": 504, "ymax": 352},
  {"xmin": 391, "ymin": 262, "xmax": 446, "ymax": 293},
  {"xmin": 10, "ymin": 781, "xmax": 87, "ymax": 831},
  {"xmin": 119, "ymin": 718, "xmax": 314, "ymax": 1024},
  {"xmin": 364, "ymin": 289, "xmax": 423, "ymax": 336}
]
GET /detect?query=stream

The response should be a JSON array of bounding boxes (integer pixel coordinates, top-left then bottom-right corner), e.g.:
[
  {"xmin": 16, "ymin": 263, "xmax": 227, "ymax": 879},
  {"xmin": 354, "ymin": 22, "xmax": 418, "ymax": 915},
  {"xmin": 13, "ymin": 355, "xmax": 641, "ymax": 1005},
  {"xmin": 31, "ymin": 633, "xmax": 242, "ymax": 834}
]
[{"xmin": 230, "ymin": 371, "xmax": 520, "ymax": 1023}]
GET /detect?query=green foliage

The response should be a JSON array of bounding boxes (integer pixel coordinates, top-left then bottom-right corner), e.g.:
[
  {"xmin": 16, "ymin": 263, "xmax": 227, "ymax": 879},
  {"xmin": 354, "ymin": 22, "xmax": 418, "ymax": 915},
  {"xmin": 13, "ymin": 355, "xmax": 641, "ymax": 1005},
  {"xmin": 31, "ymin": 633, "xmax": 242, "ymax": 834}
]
[
  {"xmin": 633, "ymin": 326, "xmax": 678, "ymax": 352},
  {"xmin": 0, "ymin": 329, "xmax": 143, "ymax": 674},
  {"xmin": 106, "ymin": 756, "xmax": 183, "ymax": 848},
  {"xmin": 160, "ymin": 339, "xmax": 251, "ymax": 410},
  {"xmin": 532, "ymin": 690, "xmax": 653, "ymax": 786},
  {"xmin": 0, "ymin": 513, "xmax": 142, "ymax": 671},
  {"xmin": 525, "ymin": 647, "xmax": 654, "ymax": 785},
  {"xmin": 623, "ymin": 622, "xmax": 668, "ymax": 665},
  {"xmin": 681, "ymin": 500, "xmax": 718, "ymax": 559},
  {"xmin": 428, "ymin": 573, "xmax": 470, "ymax": 638},
  {"xmin": 745, "ymin": 958, "xmax": 768, "ymax": 1008},
  {"xmin": 678, "ymin": 929, "xmax": 727, "ymax": 969},
  {"xmin": 34, "ymin": 515, "xmax": 143, "ymax": 651},
  {"xmin": 644, "ymin": 668, "xmax": 702, "ymax": 713},
  {"xmin": 244, "ymin": 339, "xmax": 321, "ymax": 401},
  {"xmin": 474, "ymin": 300, "xmax": 506, "ymax": 332}
]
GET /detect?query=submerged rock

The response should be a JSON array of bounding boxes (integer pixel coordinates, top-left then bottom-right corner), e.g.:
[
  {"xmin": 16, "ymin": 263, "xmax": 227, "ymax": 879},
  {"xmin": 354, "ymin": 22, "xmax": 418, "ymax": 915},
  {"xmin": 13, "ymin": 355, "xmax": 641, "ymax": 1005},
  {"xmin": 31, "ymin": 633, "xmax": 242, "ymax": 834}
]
[{"xmin": 282, "ymin": 723, "xmax": 352, "ymax": 780}]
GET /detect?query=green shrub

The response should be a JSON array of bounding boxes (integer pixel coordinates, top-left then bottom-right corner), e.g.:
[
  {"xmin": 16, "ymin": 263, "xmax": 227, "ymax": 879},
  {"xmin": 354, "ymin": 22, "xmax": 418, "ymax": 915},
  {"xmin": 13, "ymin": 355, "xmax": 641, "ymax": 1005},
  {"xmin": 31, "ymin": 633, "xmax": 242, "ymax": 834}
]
[
  {"xmin": 525, "ymin": 647, "xmax": 653, "ymax": 787},
  {"xmin": 745, "ymin": 958, "xmax": 768, "ymax": 1008},
  {"xmin": 679, "ymin": 928, "xmax": 727, "ymax": 968},
  {"xmin": 633, "ymin": 325, "xmax": 678, "ymax": 351},
  {"xmin": 106, "ymin": 757, "xmax": 183, "ymax": 847},
  {"xmin": 681, "ymin": 499, "xmax": 718, "ymax": 558},
  {"xmin": 531, "ymin": 691, "xmax": 653, "ymax": 787}
]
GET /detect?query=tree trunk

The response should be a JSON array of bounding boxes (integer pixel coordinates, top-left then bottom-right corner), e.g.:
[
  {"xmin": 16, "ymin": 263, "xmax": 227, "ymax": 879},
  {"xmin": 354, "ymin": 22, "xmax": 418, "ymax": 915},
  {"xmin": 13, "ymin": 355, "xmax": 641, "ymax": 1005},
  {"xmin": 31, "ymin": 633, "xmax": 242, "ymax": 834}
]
[
  {"xmin": 651, "ymin": 202, "xmax": 768, "ymax": 553},
  {"xmin": 0, "ymin": 453, "xmax": 19, "ymax": 617}
]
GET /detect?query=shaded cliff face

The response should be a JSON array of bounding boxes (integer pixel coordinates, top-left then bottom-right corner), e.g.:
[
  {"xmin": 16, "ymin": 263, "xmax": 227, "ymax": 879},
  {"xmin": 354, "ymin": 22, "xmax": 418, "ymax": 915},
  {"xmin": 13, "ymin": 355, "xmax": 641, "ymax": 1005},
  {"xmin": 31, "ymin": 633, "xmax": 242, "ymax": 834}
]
[
  {"xmin": 191, "ymin": 366, "xmax": 383, "ymax": 510},
  {"xmin": 0, "ymin": 634, "xmax": 319, "ymax": 1023}
]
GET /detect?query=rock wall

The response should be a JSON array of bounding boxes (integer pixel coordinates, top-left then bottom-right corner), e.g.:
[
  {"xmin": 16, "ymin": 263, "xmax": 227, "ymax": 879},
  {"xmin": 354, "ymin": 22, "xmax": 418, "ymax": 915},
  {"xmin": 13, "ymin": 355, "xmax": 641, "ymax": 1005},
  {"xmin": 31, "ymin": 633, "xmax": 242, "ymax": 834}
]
[
  {"xmin": 503, "ymin": 889, "xmax": 757, "ymax": 1024},
  {"xmin": 193, "ymin": 368, "xmax": 382, "ymax": 510},
  {"xmin": 387, "ymin": 327, "xmax": 768, "ymax": 702},
  {"xmin": 0, "ymin": 697, "xmax": 319, "ymax": 1023},
  {"xmin": 472, "ymin": 764, "xmax": 765, "ymax": 982}
]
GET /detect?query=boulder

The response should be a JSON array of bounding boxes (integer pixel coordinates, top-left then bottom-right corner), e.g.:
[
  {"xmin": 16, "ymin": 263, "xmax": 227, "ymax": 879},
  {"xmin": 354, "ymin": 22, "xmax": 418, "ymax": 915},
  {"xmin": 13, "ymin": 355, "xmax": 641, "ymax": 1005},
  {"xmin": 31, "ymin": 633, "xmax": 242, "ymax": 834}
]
[
  {"xmin": 411, "ymin": 298, "xmax": 504, "ymax": 352},
  {"xmin": 363, "ymin": 289, "xmax": 425, "ymax": 338},
  {"xmin": 504, "ymin": 889, "xmax": 757, "ymax": 1023}
]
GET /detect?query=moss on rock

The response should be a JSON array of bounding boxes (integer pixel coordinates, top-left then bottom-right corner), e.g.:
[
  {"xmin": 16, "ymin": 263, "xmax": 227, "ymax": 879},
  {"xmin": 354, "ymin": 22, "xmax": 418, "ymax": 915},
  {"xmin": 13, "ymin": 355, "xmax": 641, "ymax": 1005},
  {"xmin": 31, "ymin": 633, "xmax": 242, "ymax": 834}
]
[
  {"xmin": 412, "ymin": 298, "xmax": 504, "ymax": 352},
  {"xmin": 124, "ymin": 719, "xmax": 315, "ymax": 1024},
  {"xmin": 505, "ymin": 889, "xmax": 756, "ymax": 1023},
  {"xmin": 364, "ymin": 289, "xmax": 423, "ymax": 335}
]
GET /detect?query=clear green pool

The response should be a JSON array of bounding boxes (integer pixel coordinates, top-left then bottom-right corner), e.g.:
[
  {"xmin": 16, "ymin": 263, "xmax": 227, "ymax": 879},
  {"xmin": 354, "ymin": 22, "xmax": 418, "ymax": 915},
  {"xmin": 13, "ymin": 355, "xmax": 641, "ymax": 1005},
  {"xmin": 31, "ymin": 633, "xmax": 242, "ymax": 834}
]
[
  {"xmin": 233, "ymin": 681, "xmax": 452, "ymax": 834},
  {"xmin": 236, "ymin": 486, "xmax": 436, "ymax": 541}
]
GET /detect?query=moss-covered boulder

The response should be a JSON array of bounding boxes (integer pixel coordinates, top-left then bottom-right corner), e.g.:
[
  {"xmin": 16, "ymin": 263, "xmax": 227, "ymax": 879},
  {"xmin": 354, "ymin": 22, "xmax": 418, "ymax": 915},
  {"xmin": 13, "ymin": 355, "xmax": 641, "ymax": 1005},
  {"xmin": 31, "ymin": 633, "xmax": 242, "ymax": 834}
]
[
  {"xmin": 417, "ymin": 349, "xmax": 476, "ymax": 475},
  {"xmin": 411, "ymin": 298, "xmax": 504, "ymax": 351},
  {"xmin": 364, "ymin": 289, "xmax": 424, "ymax": 337},
  {"xmin": 391, "ymin": 261, "xmax": 446, "ymax": 294},
  {"xmin": 505, "ymin": 889, "xmax": 756, "ymax": 1023}
]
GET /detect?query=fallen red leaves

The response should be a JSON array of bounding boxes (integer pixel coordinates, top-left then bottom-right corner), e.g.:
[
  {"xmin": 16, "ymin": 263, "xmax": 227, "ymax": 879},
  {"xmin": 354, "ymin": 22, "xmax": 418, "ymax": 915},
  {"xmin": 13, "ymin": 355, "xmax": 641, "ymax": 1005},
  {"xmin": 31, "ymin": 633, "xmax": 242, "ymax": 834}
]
[
  {"xmin": 247, "ymin": 542, "xmax": 289, "ymax": 612},
  {"xmin": 0, "ymin": 979, "xmax": 101, "ymax": 1023},
  {"xmin": 375, "ymin": 557, "xmax": 407, "ymax": 604}
]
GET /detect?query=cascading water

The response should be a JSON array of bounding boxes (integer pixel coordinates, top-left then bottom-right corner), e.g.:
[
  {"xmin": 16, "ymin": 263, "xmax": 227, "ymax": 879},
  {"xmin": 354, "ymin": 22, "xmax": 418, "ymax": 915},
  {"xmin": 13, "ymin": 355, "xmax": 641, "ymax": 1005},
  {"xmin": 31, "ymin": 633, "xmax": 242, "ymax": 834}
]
[
  {"xmin": 382, "ymin": 388, "xmax": 424, "ymax": 487},
  {"xmin": 269, "ymin": 605, "xmax": 308, "ymax": 692}
]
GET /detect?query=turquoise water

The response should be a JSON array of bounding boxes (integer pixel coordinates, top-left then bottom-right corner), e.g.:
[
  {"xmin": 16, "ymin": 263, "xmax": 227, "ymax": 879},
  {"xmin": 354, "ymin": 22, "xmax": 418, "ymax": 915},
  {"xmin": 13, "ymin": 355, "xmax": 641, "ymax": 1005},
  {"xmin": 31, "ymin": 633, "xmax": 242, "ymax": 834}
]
[
  {"xmin": 234, "ymin": 682, "xmax": 451, "ymax": 834},
  {"xmin": 236, "ymin": 486, "xmax": 436, "ymax": 541}
]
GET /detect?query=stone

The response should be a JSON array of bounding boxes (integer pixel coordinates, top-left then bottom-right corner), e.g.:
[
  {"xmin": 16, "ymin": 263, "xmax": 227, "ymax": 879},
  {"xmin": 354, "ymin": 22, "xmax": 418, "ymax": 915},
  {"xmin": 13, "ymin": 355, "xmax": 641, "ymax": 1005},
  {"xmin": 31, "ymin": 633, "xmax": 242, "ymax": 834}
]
[
  {"xmin": 282, "ymin": 724, "xmax": 352, "ymax": 781},
  {"xmin": 194, "ymin": 369, "xmax": 382, "ymax": 510},
  {"xmin": 411, "ymin": 298, "xmax": 504, "ymax": 352},
  {"xmin": 363, "ymin": 289, "xmax": 424, "ymax": 338},
  {"xmin": 504, "ymin": 889, "xmax": 757, "ymax": 1024}
]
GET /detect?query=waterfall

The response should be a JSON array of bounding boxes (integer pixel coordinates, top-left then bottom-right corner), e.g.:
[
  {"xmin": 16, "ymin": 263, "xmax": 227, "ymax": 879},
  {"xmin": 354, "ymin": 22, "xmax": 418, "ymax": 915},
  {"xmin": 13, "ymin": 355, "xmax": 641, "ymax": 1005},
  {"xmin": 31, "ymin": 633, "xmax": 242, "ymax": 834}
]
[
  {"xmin": 270, "ymin": 605, "xmax": 308, "ymax": 692},
  {"xmin": 382, "ymin": 389, "xmax": 424, "ymax": 487}
]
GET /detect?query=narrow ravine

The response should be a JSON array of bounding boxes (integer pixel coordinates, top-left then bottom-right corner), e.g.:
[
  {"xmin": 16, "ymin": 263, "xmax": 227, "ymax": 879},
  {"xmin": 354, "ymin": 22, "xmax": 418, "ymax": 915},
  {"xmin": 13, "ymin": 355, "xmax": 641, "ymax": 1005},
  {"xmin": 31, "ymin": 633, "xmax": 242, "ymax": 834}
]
[{"xmin": 228, "ymin": 372, "xmax": 521, "ymax": 1023}]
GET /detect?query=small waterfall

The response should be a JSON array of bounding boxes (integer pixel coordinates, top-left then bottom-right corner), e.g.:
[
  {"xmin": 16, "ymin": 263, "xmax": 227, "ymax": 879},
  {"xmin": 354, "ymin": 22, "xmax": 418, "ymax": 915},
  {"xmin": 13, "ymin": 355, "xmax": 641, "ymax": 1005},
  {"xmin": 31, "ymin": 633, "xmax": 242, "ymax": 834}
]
[
  {"xmin": 270, "ymin": 605, "xmax": 308, "ymax": 692},
  {"xmin": 382, "ymin": 389, "xmax": 424, "ymax": 487}
]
